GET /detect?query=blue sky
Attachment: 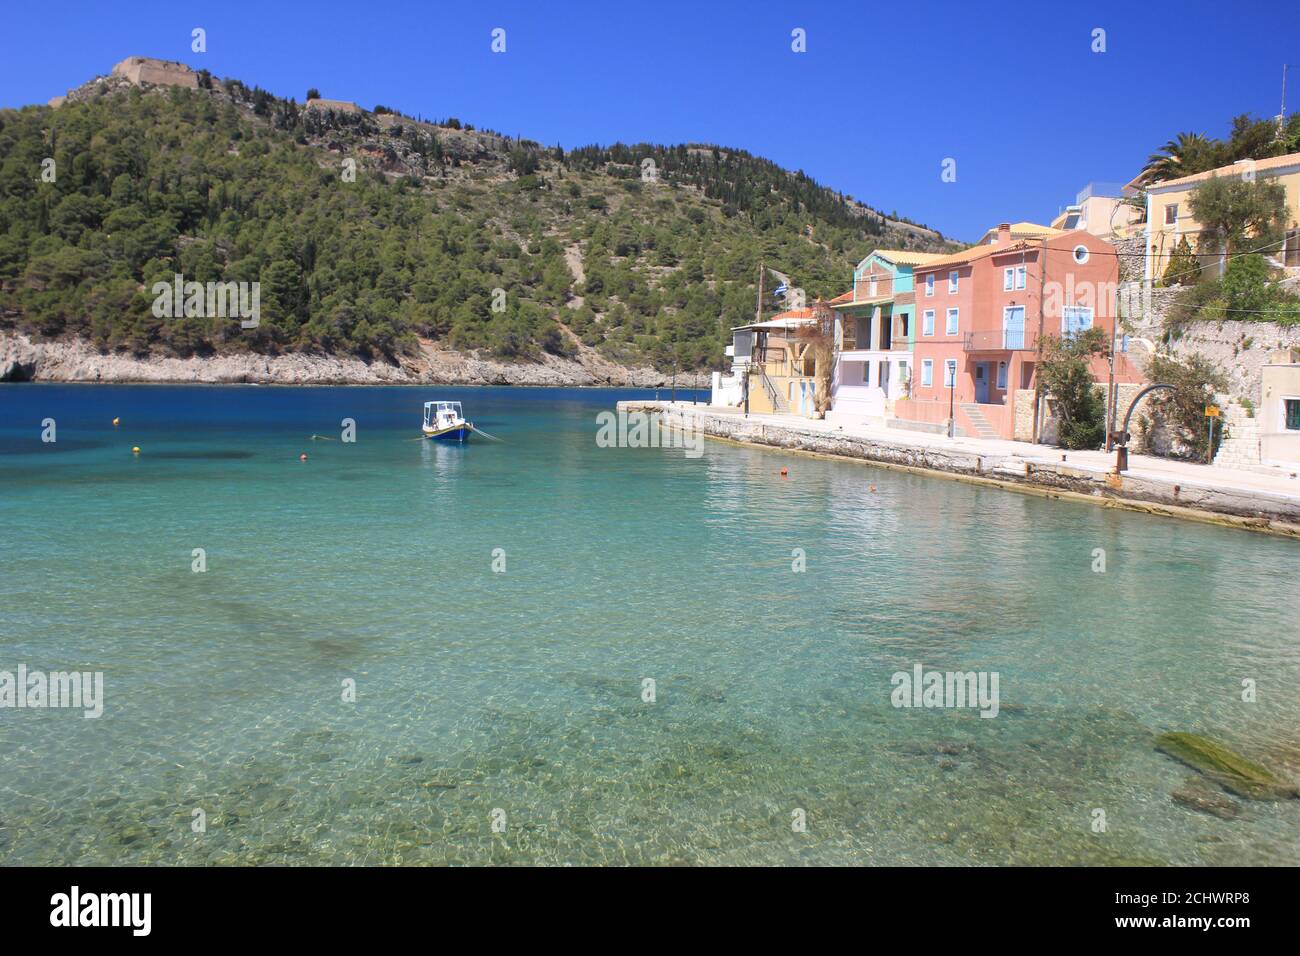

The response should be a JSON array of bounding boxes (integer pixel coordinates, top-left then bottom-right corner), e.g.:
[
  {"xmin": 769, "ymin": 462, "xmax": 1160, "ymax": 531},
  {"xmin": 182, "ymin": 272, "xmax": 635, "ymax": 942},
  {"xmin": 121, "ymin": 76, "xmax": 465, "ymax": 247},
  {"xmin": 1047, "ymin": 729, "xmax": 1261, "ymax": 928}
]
[{"xmin": 2, "ymin": 0, "xmax": 1298, "ymax": 241}]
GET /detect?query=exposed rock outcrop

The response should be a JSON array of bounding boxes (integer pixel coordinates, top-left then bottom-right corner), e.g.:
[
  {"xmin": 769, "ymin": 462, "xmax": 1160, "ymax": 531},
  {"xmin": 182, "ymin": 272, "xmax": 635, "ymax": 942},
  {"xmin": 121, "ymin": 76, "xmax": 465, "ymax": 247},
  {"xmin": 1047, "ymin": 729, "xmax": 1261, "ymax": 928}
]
[
  {"xmin": 303, "ymin": 97, "xmax": 361, "ymax": 114},
  {"xmin": 0, "ymin": 331, "xmax": 672, "ymax": 388},
  {"xmin": 111, "ymin": 56, "xmax": 199, "ymax": 89}
]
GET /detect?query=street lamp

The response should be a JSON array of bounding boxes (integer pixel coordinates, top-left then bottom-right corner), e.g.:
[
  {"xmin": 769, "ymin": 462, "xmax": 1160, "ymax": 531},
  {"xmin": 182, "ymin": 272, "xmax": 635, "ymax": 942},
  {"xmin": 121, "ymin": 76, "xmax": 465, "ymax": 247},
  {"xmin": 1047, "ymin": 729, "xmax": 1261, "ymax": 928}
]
[
  {"xmin": 946, "ymin": 359, "xmax": 956, "ymax": 438},
  {"xmin": 1112, "ymin": 382, "xmax": 1175, "ymax": 473}
]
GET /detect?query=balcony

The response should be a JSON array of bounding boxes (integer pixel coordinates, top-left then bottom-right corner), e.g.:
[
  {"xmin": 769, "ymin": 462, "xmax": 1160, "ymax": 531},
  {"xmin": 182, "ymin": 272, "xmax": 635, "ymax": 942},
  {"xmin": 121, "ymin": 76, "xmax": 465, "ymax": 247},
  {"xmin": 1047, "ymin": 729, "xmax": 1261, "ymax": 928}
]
[
  {"xmin": 753, "ymin": 346, "xmax": 787, "ymax": 366},
  {"xmin": 963, "ymin": 328, "xmax": 1037, "ymax": 352}
]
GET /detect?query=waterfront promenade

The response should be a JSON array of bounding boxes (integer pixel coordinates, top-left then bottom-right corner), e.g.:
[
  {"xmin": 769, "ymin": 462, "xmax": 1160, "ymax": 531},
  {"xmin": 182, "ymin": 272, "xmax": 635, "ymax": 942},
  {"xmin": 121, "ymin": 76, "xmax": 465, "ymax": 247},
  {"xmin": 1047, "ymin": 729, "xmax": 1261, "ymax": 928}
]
[{"xmin": 623, "ymin": 401, "xmax": 1300, "ymax": 535}]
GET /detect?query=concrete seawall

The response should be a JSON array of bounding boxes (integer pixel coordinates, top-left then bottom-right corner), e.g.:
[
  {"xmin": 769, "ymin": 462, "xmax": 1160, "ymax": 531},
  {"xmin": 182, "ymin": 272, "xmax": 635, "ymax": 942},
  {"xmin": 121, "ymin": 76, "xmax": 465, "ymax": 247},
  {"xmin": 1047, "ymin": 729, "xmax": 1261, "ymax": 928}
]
[{"xmin": 618, "ymin": 401, "xmax": 1300, "ymax": 537}]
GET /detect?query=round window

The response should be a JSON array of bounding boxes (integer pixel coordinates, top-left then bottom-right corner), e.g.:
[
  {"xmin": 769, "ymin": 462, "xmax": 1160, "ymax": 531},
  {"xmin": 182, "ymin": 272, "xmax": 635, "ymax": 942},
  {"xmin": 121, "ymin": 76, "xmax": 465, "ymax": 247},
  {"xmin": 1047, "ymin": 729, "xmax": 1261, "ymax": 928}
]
[{"xmin": 1073, "ymin": 244, "xmax": 1090, "ymax": 264}]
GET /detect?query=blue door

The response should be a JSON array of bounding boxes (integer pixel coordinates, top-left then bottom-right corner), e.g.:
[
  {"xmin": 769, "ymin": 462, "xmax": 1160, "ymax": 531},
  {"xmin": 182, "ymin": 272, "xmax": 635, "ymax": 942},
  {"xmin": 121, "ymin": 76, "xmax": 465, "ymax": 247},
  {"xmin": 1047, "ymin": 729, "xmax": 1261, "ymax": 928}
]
[
  {"xmin": 975, "ymin": 363, "xmax": 989, "ymax": 403},
  {"xmin": 1004, "ymin": 307, "xmax": 1026, "ymax": 350}
]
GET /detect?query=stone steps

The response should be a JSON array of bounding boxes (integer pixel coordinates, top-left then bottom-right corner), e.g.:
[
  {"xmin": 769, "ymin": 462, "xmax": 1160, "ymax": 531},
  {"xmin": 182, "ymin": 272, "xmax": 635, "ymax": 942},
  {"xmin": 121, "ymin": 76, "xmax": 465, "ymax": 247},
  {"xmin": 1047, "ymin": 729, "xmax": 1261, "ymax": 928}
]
[
  {"xmin": 960, "ymin": 403, "xmax": 999, "ymax": 440},
  {"xmin": 1212, "ymin": 400, "xmax": 1261, "ymax": 470}
]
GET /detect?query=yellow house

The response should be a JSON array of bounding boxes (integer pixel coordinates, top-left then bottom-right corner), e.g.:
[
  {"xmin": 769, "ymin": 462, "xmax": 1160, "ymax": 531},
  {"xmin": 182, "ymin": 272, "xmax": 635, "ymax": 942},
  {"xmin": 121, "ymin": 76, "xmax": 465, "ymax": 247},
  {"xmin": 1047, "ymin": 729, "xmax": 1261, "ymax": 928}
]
[
  {"xmin": 974, "ymin": 221, "xmax": 1064, "ymax": 245},
  {"xmin": 1261, "ymin": 357, "xmax": 1300, "ymax": 467},
  {"xmin": 1143, "ymin": 151, "xmax": 1300, "ymax": 283},
  {"xmin": 729, "ymin": 309, "xmax": 825, "ymax": 417}
]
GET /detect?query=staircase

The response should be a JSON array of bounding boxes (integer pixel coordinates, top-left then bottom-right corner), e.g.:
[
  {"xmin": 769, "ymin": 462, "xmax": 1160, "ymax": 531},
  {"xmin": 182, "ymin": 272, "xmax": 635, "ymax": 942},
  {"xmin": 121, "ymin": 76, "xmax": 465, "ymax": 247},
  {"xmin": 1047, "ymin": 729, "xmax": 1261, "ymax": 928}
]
[
  {"xmin": 959, "ymin": 403, "xmax": 999, "ymax": 440},
  {"xmin": 1212, "ymin": 400, "xmax": 1261, "ymax": 470},
  {"xmin": 758, "ymin": 369, "xmax": 792, "ymax": 414}
]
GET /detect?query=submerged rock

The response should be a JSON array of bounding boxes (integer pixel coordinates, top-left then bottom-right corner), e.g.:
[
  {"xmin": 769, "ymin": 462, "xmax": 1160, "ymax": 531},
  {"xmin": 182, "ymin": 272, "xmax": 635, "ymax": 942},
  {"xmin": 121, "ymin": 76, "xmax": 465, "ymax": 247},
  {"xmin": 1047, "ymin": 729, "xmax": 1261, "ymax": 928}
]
[
  {"xmin": 1155, "ymin": 732, "xmax": 1299, "ymax": 800},
  {"xmin": 1171, "ymin": 776, "xmax": 1241, "ymax": 819}
]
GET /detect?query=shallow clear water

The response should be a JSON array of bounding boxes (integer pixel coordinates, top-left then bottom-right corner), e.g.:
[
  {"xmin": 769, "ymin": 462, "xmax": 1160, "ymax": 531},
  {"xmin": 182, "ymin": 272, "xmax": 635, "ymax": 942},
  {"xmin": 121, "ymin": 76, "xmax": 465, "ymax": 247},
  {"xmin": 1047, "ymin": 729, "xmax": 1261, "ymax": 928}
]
[{"xmin": 1, "ymin": 383, "xmax": 1297, "ymax": 866}]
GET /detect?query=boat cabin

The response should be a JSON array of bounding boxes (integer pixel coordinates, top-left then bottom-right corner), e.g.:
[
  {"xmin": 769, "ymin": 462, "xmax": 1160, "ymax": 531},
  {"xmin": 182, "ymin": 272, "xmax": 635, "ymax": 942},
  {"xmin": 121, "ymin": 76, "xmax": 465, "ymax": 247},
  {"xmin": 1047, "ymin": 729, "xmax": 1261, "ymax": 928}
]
[{"xmin": 423, "ymin": 401, "xmax": 464, "ymax": 431}]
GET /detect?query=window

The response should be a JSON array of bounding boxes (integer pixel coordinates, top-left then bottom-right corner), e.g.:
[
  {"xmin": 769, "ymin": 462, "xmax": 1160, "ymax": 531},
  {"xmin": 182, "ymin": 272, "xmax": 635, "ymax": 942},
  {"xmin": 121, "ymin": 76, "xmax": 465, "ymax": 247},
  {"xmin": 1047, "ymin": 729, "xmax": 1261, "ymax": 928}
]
[
  {"xmin": 1164, "ymin": 204, "xmax": 1178, "ymax": 226},
  {"xmin": 1286, "ymin": 398, "xmax": 1300, "ymax": 431},
  {"xmin": 948, "ymin": 270, "xmax": 959, "ymax": 293},
  {"xmin": 1062, "ymin": 306, "xmax": 1093, "ymax": 336},
  {"xmin": 925, "ymin": 274, "xmax": 934, "ymax": 297},
  {"xmin": 900, "ymin": 314, "xmax": 909, "ymax": 337},
  {"xmin": 870, "ymin": 277, "xmax": 878, "ymax": 296},
  {"xmin": 1072, "ymin": 244, "xmax": 1090, "ymax": 264},
  {"xmin": 921, "ymin": 359, "xmax": 933, "ymax": 387},
  {"xmin": 997, "ymin": 362, "xmax": 1007, "ymax": 389},
  {"xmin": 922, "ymin": 309, "xmax": 935, "ymax": 335},
  {"xmin": 944, "ymin": 360, "xmax": 957, "ymax": 388},
  {"xmin": 946, "ymin": 308, "xmax": 959, "ymax": 335},
  {"xmin": 898, "ymin": 360, "xmax": 909, "ymax": 385},
  {"xmin": 1015, "ymin": 265, "xmax": 1026, "ymax": 290},
  {"xmin": 1003, "ymin": 268, "xmax": 1014, "ymax": 291}
]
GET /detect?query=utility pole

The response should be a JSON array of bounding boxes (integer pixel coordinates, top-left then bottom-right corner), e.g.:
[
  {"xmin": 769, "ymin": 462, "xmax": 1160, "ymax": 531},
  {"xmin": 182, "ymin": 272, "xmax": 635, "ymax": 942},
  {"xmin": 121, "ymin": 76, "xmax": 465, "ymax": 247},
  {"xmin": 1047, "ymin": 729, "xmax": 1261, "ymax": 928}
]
[
  {"xmin": 745, "ymin": 260, "xmax": 763, "ymax": 420},
  {"xmin": 1031, "ymin": 240, "xmax": 1048, "ymax": 444},
  {"xmin": 1283, "ymin": 64, "xmax": 1290, "ymax": 129},
  {"xmin": 1105, "ymin": 285, "xmax": 1119, "ymax": 451}
]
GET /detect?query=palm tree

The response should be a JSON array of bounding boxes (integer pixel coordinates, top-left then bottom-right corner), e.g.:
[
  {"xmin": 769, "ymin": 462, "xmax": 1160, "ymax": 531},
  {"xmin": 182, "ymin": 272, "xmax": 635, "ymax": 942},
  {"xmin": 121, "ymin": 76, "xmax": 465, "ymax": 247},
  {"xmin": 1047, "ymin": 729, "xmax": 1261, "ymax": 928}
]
[{"xmin": 1137, "ymin": 132, "xmax": 1220, "ymax": 186}]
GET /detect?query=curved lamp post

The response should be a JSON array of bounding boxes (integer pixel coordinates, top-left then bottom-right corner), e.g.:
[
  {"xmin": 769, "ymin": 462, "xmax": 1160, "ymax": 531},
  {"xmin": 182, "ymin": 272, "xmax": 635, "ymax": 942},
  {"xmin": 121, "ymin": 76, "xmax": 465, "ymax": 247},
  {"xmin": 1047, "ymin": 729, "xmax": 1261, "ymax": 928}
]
[{"xmin": 1113, "ymin": 383, "xmax": 1175, "ymax": 473}]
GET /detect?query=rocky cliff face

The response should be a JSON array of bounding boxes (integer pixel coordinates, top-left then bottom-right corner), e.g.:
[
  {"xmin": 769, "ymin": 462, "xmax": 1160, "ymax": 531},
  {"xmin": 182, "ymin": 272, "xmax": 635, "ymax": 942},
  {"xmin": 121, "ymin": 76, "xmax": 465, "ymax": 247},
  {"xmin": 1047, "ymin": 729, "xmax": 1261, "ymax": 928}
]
[{"xmin": 0, "ymin": 331, "xmax": 677, "ymax": 387}]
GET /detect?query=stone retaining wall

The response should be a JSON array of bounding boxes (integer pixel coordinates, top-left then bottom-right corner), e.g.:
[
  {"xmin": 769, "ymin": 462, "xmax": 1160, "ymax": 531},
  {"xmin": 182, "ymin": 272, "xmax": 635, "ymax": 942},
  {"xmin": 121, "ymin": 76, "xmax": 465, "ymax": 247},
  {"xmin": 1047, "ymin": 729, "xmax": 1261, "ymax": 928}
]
[{"xmin": 621, "ymin": 402, "xmax": 1300, "ymax": 534}]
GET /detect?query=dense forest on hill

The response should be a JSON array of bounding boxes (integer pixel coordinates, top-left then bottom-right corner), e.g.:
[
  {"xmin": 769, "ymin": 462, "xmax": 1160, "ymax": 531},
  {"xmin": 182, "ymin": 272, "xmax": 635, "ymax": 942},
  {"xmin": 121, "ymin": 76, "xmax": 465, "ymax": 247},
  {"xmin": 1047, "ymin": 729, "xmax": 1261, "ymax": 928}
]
[{"xmin": 0, "ymin": 70, "xmax": 952, "ymax": 370}]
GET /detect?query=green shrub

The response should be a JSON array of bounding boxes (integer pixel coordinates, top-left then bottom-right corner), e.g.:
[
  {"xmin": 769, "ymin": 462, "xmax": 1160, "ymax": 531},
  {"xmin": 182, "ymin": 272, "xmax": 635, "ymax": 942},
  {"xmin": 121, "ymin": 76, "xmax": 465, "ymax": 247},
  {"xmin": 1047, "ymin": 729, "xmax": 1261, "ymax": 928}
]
[
  {"xmin": 1160, "ymin": 236, "xmax": 1200, "ymax": 287},
  {"xmin": 1144, "ymin": 353, "xmax": 1228, "ymax": 459},
  {"xmin": 1038, "ymin": 328, "xmax": 1108, "ymax": 450}
]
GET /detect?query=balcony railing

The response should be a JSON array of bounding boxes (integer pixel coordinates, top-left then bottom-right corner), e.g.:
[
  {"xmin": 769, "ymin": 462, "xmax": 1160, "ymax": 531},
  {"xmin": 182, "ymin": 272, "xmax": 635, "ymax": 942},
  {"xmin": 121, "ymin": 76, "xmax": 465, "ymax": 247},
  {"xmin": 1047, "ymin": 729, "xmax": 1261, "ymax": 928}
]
[{"xmin": 963, "ymin": 328, "xmax": 1037, "ymax": 352}]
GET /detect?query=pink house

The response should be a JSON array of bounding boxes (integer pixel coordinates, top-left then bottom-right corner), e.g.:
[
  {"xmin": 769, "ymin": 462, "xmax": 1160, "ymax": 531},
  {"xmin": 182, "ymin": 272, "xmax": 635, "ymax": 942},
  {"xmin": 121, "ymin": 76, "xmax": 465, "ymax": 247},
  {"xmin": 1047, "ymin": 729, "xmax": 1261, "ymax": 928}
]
[{"xmin": 893, "ymin": 223, "xmax": 1144, "ymax": 441}]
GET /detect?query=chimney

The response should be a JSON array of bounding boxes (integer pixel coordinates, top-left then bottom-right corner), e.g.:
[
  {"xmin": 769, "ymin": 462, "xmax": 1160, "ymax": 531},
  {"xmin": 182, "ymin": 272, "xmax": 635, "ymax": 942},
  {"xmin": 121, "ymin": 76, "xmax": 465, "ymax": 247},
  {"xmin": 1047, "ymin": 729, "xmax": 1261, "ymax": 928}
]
[{"xmin": 996, "ymin": 222, "xmax": 1011, "ymax": 247}]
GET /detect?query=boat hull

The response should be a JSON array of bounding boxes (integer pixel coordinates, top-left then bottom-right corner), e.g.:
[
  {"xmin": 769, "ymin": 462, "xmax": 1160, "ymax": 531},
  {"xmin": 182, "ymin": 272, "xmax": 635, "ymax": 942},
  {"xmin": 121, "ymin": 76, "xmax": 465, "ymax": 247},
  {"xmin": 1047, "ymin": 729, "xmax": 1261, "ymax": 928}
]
[{"xmin": 424, "ymin": 424, "xmax": 471, "ymax": 442}]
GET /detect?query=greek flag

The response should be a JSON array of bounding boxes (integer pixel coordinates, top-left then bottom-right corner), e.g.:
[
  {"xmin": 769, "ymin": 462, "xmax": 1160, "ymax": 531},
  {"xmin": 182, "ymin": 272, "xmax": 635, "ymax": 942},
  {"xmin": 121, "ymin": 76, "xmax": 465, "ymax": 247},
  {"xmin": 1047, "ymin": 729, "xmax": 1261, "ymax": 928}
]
[{"xmin": 772, "ymin": 282, "xmax": 788, "ymax": 298}]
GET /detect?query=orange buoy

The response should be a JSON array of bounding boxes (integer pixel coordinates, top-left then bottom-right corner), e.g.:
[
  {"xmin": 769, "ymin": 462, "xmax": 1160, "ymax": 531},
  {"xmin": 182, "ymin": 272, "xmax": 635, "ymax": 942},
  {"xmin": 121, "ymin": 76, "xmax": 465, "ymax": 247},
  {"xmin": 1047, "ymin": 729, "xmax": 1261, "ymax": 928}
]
[{"xmin": 780, "ymin": 468, "xmax": 788, "ymax": 477}]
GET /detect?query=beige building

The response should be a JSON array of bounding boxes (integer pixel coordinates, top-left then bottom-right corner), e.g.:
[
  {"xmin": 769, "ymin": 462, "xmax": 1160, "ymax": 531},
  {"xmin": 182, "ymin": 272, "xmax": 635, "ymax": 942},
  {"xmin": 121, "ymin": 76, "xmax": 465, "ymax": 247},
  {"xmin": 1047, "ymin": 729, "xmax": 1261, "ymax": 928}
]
[
  {"xmin": 974, "ymin": 221, "xmax": 1064, "ymax": 245},
  {"xmin": 1260, "ymin": 355, "xmax": 1300, "ymax": 467},
  {"xmin": 1050, "ymin": 182, "xmax": 1144, "ymax": 239},
  {"xmin": 712, "ymin": 310, "xmax": 824, "ymax": 417},
  {"xmin": 1143, "ymin": 151, "xmax": 1300, "ymax": 283}
]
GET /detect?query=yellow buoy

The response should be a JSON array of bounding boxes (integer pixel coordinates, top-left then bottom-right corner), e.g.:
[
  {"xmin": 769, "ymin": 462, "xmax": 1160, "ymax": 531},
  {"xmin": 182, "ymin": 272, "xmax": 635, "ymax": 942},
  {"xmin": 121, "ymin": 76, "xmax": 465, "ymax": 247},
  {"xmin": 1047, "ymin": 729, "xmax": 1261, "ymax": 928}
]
[
  {"xmin": 112, "ymin": 417, "xmax": 120, "ymax": 426},
  {"xmin": 132, "ymin": 446, "xmax": 141, "ymax": 455}
]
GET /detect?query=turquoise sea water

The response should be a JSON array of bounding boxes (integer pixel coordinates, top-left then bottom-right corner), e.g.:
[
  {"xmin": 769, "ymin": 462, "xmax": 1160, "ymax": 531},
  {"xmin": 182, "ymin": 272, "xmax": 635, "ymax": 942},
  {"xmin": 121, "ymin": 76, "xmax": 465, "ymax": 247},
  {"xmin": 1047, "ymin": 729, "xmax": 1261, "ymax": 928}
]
[{"xmin": 1, "ymin": 383, "xmax": 1298, "ymax": 866}]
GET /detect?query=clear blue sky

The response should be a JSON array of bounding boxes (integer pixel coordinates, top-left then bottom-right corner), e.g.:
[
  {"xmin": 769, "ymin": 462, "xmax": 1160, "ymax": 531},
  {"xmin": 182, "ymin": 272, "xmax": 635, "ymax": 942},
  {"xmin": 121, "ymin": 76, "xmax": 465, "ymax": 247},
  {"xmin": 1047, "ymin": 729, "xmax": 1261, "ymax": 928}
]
[{"xmin": 2, "ymin": 0, "xmax": 1298, "ymax": 241}]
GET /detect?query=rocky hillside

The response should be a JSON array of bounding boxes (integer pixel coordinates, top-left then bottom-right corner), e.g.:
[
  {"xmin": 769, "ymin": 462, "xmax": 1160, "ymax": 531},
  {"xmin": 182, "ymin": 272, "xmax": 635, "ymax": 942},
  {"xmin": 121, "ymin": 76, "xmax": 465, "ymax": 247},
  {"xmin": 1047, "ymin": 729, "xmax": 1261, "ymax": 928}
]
[{"xmin": 0, "ymin": 57, "xmax": 956, "ymax": 383}]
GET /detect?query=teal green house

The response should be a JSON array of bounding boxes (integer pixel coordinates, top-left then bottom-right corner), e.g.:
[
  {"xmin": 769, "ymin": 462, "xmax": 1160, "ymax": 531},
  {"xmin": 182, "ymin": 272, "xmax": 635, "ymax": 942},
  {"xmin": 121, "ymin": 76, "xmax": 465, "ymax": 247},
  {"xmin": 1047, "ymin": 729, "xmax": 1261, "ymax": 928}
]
[{"xmin": 828, "ymin": 249, "xmax": 947, "ymax": 418}]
